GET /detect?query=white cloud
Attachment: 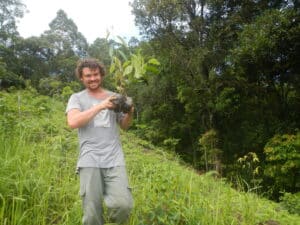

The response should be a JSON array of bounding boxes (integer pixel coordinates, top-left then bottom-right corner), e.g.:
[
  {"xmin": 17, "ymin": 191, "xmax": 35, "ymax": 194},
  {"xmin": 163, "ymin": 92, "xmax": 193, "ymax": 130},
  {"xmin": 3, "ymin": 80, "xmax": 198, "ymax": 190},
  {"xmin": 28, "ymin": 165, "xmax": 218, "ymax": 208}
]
[{"xmin": 17, "ymin": 0, "xmax": 140, "ymax": 43}]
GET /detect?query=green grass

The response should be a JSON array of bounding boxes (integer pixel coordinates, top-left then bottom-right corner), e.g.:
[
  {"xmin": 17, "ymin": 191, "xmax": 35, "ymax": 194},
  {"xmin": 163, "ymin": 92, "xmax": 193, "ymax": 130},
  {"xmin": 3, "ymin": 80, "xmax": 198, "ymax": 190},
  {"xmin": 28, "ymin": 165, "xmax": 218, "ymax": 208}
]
[
  {"xmin": 123, "ymin": 132, "xmax": 299, "ymax": 225},
  {"xmin": 0, "ymin": 90, "xmax": 299, "ymax": 225}
]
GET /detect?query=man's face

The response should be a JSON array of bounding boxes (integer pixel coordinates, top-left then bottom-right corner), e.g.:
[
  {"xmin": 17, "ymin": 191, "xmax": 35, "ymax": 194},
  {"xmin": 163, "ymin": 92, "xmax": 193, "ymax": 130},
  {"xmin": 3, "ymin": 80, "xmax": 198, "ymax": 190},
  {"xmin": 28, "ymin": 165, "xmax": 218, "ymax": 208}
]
[{"xmin": 81, "ymin": 67, "xmax": 103, "ymax": 91}]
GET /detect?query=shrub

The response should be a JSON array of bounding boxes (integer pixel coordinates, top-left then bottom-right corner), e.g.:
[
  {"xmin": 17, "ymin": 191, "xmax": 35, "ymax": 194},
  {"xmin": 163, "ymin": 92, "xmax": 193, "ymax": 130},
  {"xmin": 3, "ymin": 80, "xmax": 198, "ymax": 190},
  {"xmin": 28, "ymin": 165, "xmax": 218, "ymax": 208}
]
[
  {"xmin": 280, "ymin": 192, "xmax": 300, "ymax": 215},
  {"xmin": 264, "ymin": 133, "xmax": 300, "ymax": 197}
]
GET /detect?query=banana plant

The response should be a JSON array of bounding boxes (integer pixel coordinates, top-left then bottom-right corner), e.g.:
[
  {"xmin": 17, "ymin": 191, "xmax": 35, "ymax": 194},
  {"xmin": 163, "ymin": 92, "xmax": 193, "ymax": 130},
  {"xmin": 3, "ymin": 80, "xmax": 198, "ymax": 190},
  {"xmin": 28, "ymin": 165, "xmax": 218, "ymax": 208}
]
[
  {"xmin": 109, "ymin": 36, "xmax": 160, "ymax": 96},
  {"xmin": 108, "ymin": 37, "xmax": 160, "ymax": 113}
]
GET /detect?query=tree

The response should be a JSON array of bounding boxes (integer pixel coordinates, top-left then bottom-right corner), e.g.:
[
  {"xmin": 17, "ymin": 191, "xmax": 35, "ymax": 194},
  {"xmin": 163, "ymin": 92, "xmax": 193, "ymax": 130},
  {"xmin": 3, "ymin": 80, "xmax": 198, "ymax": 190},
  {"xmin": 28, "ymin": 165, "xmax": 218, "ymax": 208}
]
[
  {"xmin": 130, "ymin": 0, "xmax": 300, "ymax": 174},
  {"xmin": 225, "ymin": 8, "xmax": 300, "ymax": 136},
  {"xmin": 88, "ymin": 37, "xmax": 115, "ymax": 67},
  {"xmin": 14, "ymin": 36, "xmax": 52, "ymax": 84},
  {"xmin": 0, "ymin": 0, "xmax": 25, "ymax": 45},
  {"xmin": 0, "ymin": 59, "xmax": 24, "ymax": 89},
  {"xmin": 42, "ymin": 10, "xmax": 88, "ymax": 82},
  {"xmin": 199, "ymin": 129, "xmax": 222, "ymax": 173},
  {"xmin": 43, "ymin": 10, "xmax": 88, "ymax": 57},
  {"xmin": 131, "ymin": 0, "xmax": 220, "ymax": 162},
  {"xmin": 0, "ymin": 0, "xmax": 26, "ymax": 88}
]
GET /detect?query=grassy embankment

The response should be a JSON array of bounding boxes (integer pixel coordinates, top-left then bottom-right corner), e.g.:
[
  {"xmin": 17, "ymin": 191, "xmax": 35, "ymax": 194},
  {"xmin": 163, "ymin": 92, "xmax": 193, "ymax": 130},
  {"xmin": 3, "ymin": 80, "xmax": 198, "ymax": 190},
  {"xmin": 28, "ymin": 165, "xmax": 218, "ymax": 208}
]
[{"xmin": 0, "ymin": 90, "xmax": 299, "ymax": 225}]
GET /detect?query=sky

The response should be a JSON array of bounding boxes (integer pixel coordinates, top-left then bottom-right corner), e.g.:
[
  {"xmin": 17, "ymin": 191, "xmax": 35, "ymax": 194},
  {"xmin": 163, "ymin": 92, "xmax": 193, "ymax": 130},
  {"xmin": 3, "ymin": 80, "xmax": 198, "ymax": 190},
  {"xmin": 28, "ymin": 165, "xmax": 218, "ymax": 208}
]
[{"xmin": 17, "ymin": 0, "xmax": 140, "ymax": 44}]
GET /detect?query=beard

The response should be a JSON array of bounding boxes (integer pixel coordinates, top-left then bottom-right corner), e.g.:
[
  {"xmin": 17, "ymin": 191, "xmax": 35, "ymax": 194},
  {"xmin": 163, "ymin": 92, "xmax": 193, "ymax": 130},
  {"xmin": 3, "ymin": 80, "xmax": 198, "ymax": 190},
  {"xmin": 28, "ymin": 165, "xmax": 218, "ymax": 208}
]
[{"xmin": 86, "ymin": 81, "xmax": 101, "ymax": 90}]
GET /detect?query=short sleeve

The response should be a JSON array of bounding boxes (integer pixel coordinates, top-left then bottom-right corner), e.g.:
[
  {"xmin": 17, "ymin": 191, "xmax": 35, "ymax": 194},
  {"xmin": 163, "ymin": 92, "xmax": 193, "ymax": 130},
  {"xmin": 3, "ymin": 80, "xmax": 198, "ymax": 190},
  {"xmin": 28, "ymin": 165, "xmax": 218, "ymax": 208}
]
[{"xmin": 65, "ymin": 94, "xmax": 81, "ymax": 114}]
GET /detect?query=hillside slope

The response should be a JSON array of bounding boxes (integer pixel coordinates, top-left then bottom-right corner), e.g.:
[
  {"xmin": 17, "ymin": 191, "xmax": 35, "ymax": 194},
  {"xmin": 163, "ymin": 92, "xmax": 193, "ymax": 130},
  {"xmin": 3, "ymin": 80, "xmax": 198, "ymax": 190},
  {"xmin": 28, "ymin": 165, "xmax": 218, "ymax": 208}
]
[
  {"xmin": 122, "ymin": 132, "xmax": 299, "ymax": 225},
  {"xmin": 0, "ymin": 90, "xmax": 299, "ymax": 225}
]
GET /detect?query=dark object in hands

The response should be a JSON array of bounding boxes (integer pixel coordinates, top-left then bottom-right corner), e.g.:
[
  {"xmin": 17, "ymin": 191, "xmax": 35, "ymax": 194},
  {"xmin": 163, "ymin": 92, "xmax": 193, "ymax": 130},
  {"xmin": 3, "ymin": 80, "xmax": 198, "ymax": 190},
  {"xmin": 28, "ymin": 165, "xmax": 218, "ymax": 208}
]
[{"xmin": 110, "ymin": 94, "xmax": 133, "ymax": 113}]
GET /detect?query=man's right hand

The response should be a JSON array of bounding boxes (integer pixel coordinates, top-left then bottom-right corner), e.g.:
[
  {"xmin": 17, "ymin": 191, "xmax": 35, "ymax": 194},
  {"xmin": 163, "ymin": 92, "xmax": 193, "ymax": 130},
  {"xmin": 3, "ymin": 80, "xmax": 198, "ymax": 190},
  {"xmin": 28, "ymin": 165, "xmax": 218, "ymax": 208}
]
[
  {"xmin": 67, "ymin": 96, "xmax": 117, "ymax": 129},
  {"xmin": 99, "ymin": 95, "xmax": 117, "ymax": 110}
]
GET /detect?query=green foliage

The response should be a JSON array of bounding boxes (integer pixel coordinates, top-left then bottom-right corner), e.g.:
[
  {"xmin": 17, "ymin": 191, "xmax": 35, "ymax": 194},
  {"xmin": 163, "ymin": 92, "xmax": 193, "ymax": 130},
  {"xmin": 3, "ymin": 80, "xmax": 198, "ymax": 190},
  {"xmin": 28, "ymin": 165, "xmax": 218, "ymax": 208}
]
[
  {"xmin": 44, "ymin": 9, "xmax": 88, "ymax": 57},
  {"xmin": 0, "ymin": 0, "xmax": 25, "ymax": 43},
  {"xmin": 13, "ymin": 36, "xmax": 52, "ymax": 84},
  {"xmin": 230, "ymin": 9, "xmax": 300, "ymax": 84},
  {"xmin": 162, "ymin": 137, "xmax": 180, "ymax": 152},
  {"xmin": 0, "ymin": 90, "xmax": 80, "ymax": 225},
  {"xmin": 263, "ymin": 133, "xmax": 300, "ymax": 195},
  {"xmin": 61, "ymin": 86, "xmax": 74, "ymax": 102},
  {"xmin": 38, "ymin": 77, "xmax": 82, "ymax": 99},
  {"xmin": 88, "ymin": 37, "xmax": 112, "ymax": 66},
  {"xmin": 0, "ymin": 60, "xmax": 25, "ymax": 89},
  {"xmin": 215, "ymin": 87, "xmax": 240, "ymax": 116},
  {"xmin": 235, "ymin": 152, "xmax": 262, "ymax": 193},
  {"xmin": 0, "ymin": 0, "xmax": 299, "ymax": 208},
  {"xmin": 109, "ymin": 37, "xmax": 160, "ymax": 95},
  {"xmin": 124, "ymin": 133, "xmax": 300, "ymax": 225},
  {"xmin": 1, "ymin": 90, "xmax": 300, "ymax": 224},
  {"xmin": 280, "ymin": 192, "xmax": 300, "ymax": 215},
  {"xmin": 61, "ymin": 82, "xmax": 82, "ymax": 102},
  {"xmin": 38, "ymin": 77, "xmax": 63, "ymax": 96},
  {"xmin": 198, "ymin": 129, "xmax": 222, "ymax": 172}
]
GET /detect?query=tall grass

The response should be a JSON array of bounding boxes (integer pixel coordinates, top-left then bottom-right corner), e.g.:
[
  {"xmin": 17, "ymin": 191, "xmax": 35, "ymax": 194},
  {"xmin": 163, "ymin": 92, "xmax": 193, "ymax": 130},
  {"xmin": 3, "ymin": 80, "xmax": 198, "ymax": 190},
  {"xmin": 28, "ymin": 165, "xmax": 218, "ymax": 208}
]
[
  {"xmin": 123, "ymin": 133, "xmax": 300, "ymax": 225},
  {"xmin": 0, "ymin": 90, "xmax": 81, "ymax": 225},
  {"xmin": 0, "ymin": 90, "xmax": 299, "ymax": 225}
]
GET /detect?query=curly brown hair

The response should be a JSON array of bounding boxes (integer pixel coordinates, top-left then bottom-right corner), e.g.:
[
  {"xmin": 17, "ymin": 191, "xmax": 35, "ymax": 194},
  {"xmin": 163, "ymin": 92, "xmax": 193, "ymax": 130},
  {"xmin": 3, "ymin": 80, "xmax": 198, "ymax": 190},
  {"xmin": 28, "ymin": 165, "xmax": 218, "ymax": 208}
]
[{"xmin": 75, "ymin": 58, "xmax": 106, "ymax": 79}]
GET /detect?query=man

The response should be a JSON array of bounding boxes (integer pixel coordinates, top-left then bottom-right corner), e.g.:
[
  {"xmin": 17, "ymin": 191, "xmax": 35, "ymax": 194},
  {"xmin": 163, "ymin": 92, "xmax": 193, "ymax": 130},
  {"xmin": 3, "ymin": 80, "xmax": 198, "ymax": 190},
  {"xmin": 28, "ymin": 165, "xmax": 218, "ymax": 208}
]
[{"xmin": 66, "ymin": 58, "xmax": 134, "ymax": 225}]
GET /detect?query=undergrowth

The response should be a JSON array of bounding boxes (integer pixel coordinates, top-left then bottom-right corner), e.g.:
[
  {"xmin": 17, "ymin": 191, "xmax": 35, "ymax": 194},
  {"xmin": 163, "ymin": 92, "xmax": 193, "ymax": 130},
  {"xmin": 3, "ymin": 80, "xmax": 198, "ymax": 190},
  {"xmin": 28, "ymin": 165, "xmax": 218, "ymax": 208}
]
[{"xmin": 0, "ymin": 90, "xmax": 299, "ymax": 225}]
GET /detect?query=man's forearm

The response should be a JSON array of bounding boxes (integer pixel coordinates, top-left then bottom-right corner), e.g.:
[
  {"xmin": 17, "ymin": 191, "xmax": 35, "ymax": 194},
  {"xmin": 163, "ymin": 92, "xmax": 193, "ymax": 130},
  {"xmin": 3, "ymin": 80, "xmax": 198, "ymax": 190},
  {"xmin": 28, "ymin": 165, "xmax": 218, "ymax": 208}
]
[
  {"xmin": 67, "ymin": 104, "xmax": 105, "ymax": 129},
  {"xmin": 120, "ymin": 111, "xmax": 134, "ymax": 130},
  {"xmin": 67, "ymin": 95, "xmax": 116, "ymax": 129}
]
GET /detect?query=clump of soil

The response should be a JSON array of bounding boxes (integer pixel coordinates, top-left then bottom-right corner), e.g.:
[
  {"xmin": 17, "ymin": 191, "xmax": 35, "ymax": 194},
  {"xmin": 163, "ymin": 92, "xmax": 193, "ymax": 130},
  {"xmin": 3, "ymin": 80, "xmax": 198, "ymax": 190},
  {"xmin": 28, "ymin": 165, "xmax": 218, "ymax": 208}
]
[{"xmin": 111, "ymin": 94, "xmax": 133, "ymax": 113}]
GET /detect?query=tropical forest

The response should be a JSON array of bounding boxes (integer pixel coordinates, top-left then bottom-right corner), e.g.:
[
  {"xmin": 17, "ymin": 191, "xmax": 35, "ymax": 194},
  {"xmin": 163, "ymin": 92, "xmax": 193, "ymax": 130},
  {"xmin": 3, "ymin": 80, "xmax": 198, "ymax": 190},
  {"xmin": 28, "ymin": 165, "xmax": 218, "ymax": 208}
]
[{"xmin": 0, "ymin": 0, "xmax": 299, "ymax": 224}]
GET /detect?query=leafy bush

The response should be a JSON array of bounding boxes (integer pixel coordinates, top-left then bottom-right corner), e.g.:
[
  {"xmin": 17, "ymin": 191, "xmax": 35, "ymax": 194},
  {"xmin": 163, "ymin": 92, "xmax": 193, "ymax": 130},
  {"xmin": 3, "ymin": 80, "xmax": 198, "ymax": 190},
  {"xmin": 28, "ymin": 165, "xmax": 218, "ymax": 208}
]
[
  {"xmin": 0, "ymin": 61, "xmax": 25, "ymax": 89},
  {"xmin": 264, "ymin": 133, "xmax": 300, "ymax": 197},
  {"xmin": 38, "ymin": 77, "xmax": 63, "ymax": 96},
  {"xmin": 280, "ymin": 192, "xmax": 300, "ymax": 215}
]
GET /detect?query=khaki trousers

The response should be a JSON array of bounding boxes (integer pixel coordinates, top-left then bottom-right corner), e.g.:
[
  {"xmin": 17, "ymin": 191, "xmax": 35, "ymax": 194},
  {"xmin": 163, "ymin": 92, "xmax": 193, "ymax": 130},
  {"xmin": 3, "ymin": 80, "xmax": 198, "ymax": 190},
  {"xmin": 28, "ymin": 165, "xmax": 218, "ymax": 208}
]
[{"xmin": 79, "ymin": 167, "xmax": 133, "ymax": 225}]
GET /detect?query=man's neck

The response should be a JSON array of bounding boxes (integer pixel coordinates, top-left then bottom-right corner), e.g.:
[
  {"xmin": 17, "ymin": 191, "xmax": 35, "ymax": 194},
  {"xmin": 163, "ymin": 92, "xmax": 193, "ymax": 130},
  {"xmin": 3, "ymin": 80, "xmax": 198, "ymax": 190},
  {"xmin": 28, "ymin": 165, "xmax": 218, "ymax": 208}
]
[{"xmin": 87, "ymin": 87, "xmax": 108, "ymax": 99}]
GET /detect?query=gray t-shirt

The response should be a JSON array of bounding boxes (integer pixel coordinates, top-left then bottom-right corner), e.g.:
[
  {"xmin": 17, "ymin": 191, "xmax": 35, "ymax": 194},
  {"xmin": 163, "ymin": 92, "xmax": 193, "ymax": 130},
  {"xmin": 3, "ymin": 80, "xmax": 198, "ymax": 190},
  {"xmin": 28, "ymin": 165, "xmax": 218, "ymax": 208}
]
[{"xmin": 66, "ymin": 89, "xmax": 125, "ymax": 168}]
